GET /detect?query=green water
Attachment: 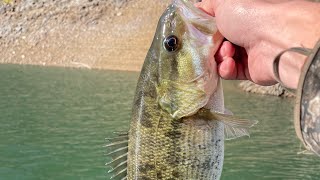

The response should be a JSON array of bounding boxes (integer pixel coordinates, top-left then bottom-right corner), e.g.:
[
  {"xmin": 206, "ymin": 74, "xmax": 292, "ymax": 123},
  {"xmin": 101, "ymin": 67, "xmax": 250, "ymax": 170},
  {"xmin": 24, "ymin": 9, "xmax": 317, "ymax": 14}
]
[{"xmin": 0, "ymin": 65, "xmax": 319, "ymax": 180}]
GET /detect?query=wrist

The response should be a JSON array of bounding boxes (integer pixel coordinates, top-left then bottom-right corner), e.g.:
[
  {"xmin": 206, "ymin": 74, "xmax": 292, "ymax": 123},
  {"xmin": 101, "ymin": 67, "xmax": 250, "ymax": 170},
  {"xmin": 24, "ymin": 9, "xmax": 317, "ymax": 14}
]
[
  {"xmin": 275, "ymin": 50, "xmax": 307, "ymax": 89},
  {"xmin": 265, "ymin": 1, "xmax": 320, "ymax": 89},
  {"xmin": 273, "ymin": 0, "xmax": 320, "ymax": 49}
]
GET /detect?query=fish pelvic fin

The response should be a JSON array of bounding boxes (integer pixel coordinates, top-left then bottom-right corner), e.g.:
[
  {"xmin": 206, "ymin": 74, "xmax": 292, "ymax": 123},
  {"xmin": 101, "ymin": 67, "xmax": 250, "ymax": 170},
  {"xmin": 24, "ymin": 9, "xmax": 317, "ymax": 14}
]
[
  {"xmin": 197, "ymin": 108, "xmax": 258, "ymax": 140},
  {"xmin": 105, "ymin": 131, "xmax": 128, "ymax": 179}
]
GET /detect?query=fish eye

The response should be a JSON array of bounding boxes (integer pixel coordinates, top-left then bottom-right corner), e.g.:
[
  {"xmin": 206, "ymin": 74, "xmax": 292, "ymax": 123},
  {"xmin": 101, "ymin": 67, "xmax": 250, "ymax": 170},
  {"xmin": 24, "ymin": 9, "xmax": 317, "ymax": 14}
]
[{"xmin": 163, "ymin": 35, "xmax": 179, "ymax": 52}]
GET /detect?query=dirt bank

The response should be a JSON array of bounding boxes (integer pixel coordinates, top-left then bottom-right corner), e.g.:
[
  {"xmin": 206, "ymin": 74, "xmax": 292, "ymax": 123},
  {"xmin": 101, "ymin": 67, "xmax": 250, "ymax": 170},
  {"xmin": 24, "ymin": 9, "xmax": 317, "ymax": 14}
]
[
  {"xmin": 1, "ymin": 0, "xmax": 317, "ymax": 73},
  {"xmin": 0, "ymin": 0, "xmax": 171, "ymax": 70},
  {"xmin": 0, "ymin": 0, "xmax": 314, "ymax": 96}
]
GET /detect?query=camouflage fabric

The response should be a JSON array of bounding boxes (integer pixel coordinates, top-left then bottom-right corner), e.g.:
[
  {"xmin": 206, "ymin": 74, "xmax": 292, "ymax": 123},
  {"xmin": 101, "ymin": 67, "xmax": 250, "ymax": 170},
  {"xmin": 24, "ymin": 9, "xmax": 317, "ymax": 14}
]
[{"xmin": 295, "ymin": 40, "xmax": 320, "ymax": 155}]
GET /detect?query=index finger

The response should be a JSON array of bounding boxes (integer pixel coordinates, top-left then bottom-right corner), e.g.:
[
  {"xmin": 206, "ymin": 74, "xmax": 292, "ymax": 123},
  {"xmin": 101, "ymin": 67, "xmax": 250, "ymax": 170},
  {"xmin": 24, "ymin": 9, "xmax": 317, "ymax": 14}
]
[{"xmin": 194, "ymin": 0, "xmax": 216, "ymax": 16}]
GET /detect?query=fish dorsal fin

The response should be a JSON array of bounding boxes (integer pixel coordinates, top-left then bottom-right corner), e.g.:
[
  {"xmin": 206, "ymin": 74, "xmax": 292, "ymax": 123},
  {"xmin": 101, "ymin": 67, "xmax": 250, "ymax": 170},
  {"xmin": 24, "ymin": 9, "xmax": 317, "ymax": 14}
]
[
  {"xmin": 214, "ymin": 112, "xmax": 258, "ymax": 140},
  {"xmin": 105, "ymin": 132, "xmax": 128, "ymax": 180}
]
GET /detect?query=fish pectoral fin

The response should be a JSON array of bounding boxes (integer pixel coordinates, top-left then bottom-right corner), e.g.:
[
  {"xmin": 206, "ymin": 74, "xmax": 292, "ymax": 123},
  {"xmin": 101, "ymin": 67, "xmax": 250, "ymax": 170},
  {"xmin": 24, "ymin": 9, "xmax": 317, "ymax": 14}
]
[
  {"xmin": 215, "ymin": 112, "xmax": 258, "ymax": 140},
  {"xmin": 197, "ymin": 108, "xmax": 258, "ymax": 140},
  {"xmin": 105, "ymin": 131, "xmax": 128, "ymax": 179}
]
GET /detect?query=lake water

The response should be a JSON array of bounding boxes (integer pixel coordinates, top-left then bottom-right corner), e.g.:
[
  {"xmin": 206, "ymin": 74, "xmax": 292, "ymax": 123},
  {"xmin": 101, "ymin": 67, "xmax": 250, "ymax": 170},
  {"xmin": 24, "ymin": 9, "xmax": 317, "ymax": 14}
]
[{"xmin": 0, "ymin": 64, "xmax": 319, "ymax": 180}]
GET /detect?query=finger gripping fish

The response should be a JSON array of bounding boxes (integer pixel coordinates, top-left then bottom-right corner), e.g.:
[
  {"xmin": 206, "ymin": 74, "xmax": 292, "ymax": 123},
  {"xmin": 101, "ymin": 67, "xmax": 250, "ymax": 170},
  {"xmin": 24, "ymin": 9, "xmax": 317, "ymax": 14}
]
[{"xmin": 106, "ymin": 0, "xmax": 257, "ymax": 179}]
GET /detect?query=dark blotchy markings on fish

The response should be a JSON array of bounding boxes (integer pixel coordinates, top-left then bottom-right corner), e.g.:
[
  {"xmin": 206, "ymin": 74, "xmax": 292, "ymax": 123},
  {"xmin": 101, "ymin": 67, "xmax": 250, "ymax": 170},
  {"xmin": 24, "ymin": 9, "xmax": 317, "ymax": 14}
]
[
  {"xmin": 139, "ymin": 164, "xmax": 156, "ymax": 174},
  {"xmin": 106, "ymin": 0, "xmax": 256, "ymax": 180},
  {"xmin": 169, "ymin": 56, "xmax": 179, "ymax": 81}
]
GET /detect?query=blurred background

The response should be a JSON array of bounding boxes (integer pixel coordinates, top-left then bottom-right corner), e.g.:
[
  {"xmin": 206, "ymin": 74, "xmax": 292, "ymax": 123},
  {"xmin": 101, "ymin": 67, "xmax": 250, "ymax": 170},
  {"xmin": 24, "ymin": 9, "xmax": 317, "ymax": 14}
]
[{"xmin": 0, "ymin": 0, "xmax": 172, "ymax": 70}]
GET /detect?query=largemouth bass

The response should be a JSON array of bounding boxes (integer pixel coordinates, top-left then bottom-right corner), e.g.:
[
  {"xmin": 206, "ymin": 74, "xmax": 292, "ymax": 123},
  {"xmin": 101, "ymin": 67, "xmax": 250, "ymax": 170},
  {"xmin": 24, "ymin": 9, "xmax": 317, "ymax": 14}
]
[{"xmin": 106, "ymin": 0, "xmax": 257, "ymax": 179}]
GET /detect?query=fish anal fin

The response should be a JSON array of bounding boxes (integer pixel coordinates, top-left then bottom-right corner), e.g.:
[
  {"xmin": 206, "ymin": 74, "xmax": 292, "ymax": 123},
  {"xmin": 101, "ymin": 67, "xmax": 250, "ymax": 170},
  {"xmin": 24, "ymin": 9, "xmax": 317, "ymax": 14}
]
[{"xmin": 105, "ymin": 131, "xmax": 128, "ymax": 179}]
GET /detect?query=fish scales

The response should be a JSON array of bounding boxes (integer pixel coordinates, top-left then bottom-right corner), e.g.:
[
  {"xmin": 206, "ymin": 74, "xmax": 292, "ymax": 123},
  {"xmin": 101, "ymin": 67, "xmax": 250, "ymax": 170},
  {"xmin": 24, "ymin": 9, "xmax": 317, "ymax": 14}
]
[
  {"xmin": 127, "ymin": 1, "xmax": 224, "ymax": 178},
  {"xmin": 106, "ymin": 0, "xmax": 256, "ymax": 180},
  {"xmin": 129, "ymin": 99, "xmax": 224, "ymax": 179},
  {"xmin": 128, "ymin": 102, "xmax": 225, "ymax": 178}
]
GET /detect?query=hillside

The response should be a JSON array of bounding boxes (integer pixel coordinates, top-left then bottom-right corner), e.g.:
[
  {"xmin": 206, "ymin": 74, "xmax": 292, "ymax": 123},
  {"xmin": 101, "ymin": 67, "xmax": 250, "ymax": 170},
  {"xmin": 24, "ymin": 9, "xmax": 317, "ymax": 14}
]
[{"xmin": 0, "ymin": 0, "xmax": 171, "ymax": 70}]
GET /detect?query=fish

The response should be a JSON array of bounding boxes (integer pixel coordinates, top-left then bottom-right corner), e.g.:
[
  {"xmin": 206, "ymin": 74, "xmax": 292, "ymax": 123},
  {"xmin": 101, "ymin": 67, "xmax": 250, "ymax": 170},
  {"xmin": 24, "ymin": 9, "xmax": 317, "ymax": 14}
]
[{"xmin": 105, "ymin": 0, "xmax": 257, "ymax": 179}]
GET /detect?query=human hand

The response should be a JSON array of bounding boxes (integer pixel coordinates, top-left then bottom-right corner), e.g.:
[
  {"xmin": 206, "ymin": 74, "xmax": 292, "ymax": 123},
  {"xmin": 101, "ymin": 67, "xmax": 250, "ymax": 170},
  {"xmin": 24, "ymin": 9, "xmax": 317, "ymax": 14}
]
[{"xmin": 196, "ymin": 0, "xmax": 320, "ymax": 89}]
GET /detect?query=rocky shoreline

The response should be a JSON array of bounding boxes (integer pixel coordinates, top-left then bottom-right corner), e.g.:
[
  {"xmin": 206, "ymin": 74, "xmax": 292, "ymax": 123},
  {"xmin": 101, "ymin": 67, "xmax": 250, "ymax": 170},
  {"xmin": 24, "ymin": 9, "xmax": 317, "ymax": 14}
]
[
  {"xmin": 0, "ymin": 0, "xmax": 302, "ymax": 97},
  {"xmin": 239, "ymin": 81, "xmax": 295, "ymax": 97}
]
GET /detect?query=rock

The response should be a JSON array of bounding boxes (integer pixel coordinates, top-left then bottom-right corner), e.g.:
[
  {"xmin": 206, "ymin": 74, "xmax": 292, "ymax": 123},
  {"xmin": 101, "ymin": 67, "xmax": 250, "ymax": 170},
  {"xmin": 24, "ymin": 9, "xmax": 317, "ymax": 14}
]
[{"xmin": 239, "ymin": 81, "xmax": 295, "ymax": 97}]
